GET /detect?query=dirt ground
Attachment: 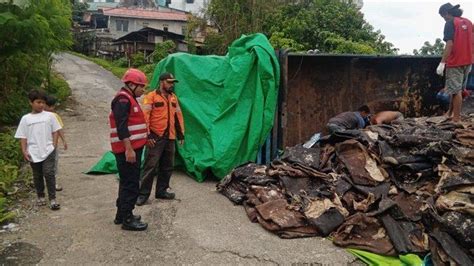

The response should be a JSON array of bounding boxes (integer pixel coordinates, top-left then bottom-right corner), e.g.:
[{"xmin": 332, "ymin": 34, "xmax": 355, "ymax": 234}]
[{"xmin": 0, "ymin": 53, "xmax": 358, "ymax": 265}]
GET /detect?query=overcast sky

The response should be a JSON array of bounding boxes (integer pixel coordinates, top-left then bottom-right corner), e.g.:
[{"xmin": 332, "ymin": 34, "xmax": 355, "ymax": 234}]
[{"xmin": 361, "ymin": 0, "xmax": 474, "ymax": 54}]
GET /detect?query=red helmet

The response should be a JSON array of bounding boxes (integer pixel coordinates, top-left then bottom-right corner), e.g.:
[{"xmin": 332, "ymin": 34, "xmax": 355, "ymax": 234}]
[{"xmin": 121, "ymin": 68, "xmax": 148, "ymax": 86}]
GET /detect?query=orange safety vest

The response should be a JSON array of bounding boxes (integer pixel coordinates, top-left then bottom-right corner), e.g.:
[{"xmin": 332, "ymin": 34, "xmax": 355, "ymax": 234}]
[
  {"xmin": 109, "ymin": 90, "xmax": 147, "ymax": 153},
  {"xmin": 142, "ymin": 90, "xmax": 184, "ymax": 140}
]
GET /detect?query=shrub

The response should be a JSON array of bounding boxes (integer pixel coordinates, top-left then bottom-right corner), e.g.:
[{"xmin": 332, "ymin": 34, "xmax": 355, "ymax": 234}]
[
  {"xmin": 0, "ymin": 131, "xmax": 22, "ymax": 167},
  {"xmin": 0, "ymin": 197, "xmax": 15, "ymax": 224},
  {"xmin": 0, "ymin": 159, "xmax": 19, "ymax": 196},
  {"xmin": 131, "ymin": 52, "xmax": 145, "ymax": 68},
  {"xmin": 46, "ymin": 73, "xmax": 71, "ymax": 104},
  {"xmin": 0, "ymin": 90, "xmax": 30, "ymax": 126},
  {"xmin": 113, "ymin": 57, "xmax": 129, "ymax": 68},
  {"xmin": 0, "ymin": 131, "xmax": 21, "ymax": 224}
]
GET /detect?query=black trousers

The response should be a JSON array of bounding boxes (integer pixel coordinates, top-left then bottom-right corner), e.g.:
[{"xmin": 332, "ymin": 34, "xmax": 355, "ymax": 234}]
[
  {"xmin": 139, "ymin": 138, "xmax": 175, "ymax": 199},
  {"xmin": 30, "ymin": 150, "xmax": 56, "ymax": 200},
  {"xmin": 115, "ymin": 147, "xmax": 143, "ymax": 218}
]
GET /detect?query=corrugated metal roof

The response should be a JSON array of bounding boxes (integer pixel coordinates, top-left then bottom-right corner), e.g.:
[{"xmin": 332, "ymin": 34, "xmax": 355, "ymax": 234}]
[{"xmin": 103, "ymin": 7, "xmax": 188, "ymax": 22}]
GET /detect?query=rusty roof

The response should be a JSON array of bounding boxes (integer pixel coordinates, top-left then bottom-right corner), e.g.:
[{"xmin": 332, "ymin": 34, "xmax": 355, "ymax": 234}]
[{"xmin": 103, "ymin": 7, "xmax": 187, "ymax": 22}]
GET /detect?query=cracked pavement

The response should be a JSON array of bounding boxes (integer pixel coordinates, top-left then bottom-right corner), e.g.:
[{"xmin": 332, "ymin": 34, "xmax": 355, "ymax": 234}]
[{"xmin": 0, "ymin": 53, "xmax": 358, "ymax": 265}]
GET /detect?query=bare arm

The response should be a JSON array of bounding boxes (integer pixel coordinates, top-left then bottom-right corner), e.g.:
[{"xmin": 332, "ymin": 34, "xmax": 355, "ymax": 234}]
[
  {"xmin": 58, "ymin": 129, "xmax": 67, "ymax": 150},
  {"xmin": 53, "ymin": 131, "xmax": 59, "ymax": 149},
  {"xmin": 20, "ymin": 138, "xmax": 31, "ymax": 161},
  {"xmin": 441, "ymin": 40, "xmax": 453, "ymax": 63}
]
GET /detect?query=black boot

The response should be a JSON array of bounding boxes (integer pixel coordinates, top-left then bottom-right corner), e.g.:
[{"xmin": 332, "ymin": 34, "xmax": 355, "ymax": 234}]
[
  {"xmin": 121, "ymin": 216, "xmax": 148, "ymax": 231},
  {"xmin": 136, "ymin": 196, "xmax": 148, "ymax": 206},
  {"xmin": 114, "ymin": 214, "xmax": 142, "ymax": 225},
  {"xmin": 155, "ymin": 191, "xmax": 175, "ymax": 200}
]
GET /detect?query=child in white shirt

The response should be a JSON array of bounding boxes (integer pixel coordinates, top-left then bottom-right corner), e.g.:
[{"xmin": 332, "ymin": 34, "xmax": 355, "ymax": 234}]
[{"xmin": 15, "ymin": 90, "xmax": 62, "ymax": 210}]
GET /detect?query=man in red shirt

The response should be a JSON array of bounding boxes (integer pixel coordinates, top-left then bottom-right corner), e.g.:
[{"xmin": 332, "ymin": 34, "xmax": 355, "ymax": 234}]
[{"xmin": 437, "ymin": 3, "xmax": 473, "ymax": 122}]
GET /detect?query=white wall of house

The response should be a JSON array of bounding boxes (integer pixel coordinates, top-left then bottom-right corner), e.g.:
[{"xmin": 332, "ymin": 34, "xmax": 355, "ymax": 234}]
[
  {"xmin": 83, "ymin": 0, "xmax": 121, "ymax": 3},
  {"xmin": 108, "ymin": 16, "xmax": 187, "ymax": 39},
  {"xmin": 167, "ymin": 0, "xmax": 208, "ymax": 15}
]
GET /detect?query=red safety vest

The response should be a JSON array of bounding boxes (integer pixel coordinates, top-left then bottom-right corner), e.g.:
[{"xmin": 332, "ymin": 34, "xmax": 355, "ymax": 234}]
[
  {"xmin": 109, "ymin": 90, "xmax": 147, "ymax": 154},
  {"xmin": 447, "ymin": 17, "xmax": 473, "ymax": 67}
]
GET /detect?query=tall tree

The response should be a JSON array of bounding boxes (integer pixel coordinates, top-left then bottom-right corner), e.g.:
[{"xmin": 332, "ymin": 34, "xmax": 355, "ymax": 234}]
[
  {"xmin": 0, "ymin": 0, "xmax": 72, "ymax": 125},
  {"xmin": 204, "ymin": 0, "xmax": 296, "ymax": 54},
  {"xmin": 72, "ymin": 1, "xmax": 88, "ymax": 23},
  {"xmin": 264, "ymin": 0, "xmax": 397, "ymax": 54},
  {"xmin": 413, "ymin": 38, "xmax": 445, "ymax": 56},
  {"xmin": 203, "ymin": 0, "xmax": 397, "ymax": 55}
]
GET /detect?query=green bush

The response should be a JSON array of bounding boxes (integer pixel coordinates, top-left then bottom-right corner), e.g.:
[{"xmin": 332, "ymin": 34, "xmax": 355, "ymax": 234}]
[
  {"xmin": 152, "ymin": 41, "xmax": 176, "ymax": 63},
  {"xmin": 0, "ymin": 90, "xmax": 30, "ymax": 126},
  {"xmin": 0, "ymin": 197, "xmax": 15, "ymax": 224},
  {"xmin": 47, "ymin": 73, "xmax": 71, "ymax": 104},
  {"xmin": 113, "ymin": 57, "xmax": 129, "ymax": 68},
  {"xmin": 138, "ymin": 64, "xmax": 155, "ymax": 85},
  {"xmin": 0, "ymin": 131, "xmax": 21, "ymax": 224},
  {"xmin": 0, "ymin": 131, "xmax": 22, "ymax": 167},
  {"xmin": 0, "ymin": 159, "xmax": 19, "ymax": 196},
  {"xmin": 131, "ymin": 52, "xmax": 145, "ymax": 68},
  {"xmin": 0, "ymin": 1, "xmax": 72, "ymax": 126}
]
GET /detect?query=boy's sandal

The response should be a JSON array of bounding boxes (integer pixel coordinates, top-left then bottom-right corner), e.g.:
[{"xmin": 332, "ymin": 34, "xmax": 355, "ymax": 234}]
[
  {"xmin": 37, "ymin": 198, "xmax": 46, "ymax": 206},
  {"xmin": 50, "ymin": 202, "xmax": 61, "ymax": 210},
  {"xmin": 55, "ymin": 185, "xmax": 63, "ymax": 191}
]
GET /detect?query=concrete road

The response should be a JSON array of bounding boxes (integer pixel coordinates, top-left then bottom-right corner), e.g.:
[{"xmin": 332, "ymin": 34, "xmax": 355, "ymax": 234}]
[{"xmin": 0, "ymin": 53, "xmax": 358, "ymax": 265}]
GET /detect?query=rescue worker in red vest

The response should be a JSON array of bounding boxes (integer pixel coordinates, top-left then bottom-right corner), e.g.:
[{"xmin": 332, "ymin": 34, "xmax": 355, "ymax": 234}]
[
  {"xmin": 136, "ymin": 72, "xmax": 184, "ymax": 206},
  {"xmin": 437, "ymin": 3, "xmax": 473, "ymax": 122},
  {"xmin": 109, "ymin": 68, "xmax": 148, "ymax": 231}
]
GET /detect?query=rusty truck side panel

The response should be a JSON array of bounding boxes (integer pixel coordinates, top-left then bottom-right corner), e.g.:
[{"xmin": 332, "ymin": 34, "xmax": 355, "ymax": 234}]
[{"xmin": 279, "ymin": 54, "xmax": 443, "ymax": 147}]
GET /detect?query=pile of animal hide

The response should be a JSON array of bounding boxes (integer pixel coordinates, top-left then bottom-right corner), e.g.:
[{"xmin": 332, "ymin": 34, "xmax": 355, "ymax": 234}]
[{"xmin": 217, "ymin": 116, "xmax": 474, "ymax": 264}]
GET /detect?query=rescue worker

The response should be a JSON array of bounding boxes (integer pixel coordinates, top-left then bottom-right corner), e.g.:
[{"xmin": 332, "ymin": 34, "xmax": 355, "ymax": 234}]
[
  {"xmin": 110, "ymin": 68, "xmax": 148, "ymax": 231},
  {"xmin": 136, "ymin": 72, "xmax": 185, "ymax": 206},
  {"xmin": 326, "ymin": 105, "xmax": 371, "ymax": 134},
  {"xmin": 436, "ymin": 3, "xmax": 473, "ymax": 122}
]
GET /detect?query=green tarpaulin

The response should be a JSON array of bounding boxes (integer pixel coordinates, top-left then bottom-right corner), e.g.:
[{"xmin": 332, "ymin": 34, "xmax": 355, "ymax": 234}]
[
  {"xmin": 347, "ymin": 249, "xmax": 424, "ymax": 266},
  {"xmin": 86, "ymin": 151, "xmax": 146, "ymax": 175},
  {"xmin": 86, "ymin": 151, "xmax": 117, "ymax": 175},
  {"xmin": 86, "ymin": 34, "xmax": 279, "ymax": 181}
]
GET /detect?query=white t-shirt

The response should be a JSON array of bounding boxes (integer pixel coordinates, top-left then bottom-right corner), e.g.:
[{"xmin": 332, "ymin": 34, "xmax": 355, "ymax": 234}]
[{"xmin": 15, "ymin": 111, "xmax": 62, "ymax": 163}]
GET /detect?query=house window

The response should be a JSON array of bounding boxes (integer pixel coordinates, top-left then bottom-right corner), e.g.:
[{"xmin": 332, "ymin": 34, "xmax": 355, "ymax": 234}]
[
  {"xmin": 186, "ymin": 0, "xmax": 195, "ymax": 3},
  {"xmin": 106, "ymin": 0, "xmax": 115, "ymax": 3},
  {"xmin": 116, "ymin": 19, "xmax": 129, "ymax": 32},
  {"xmin": 163, "ymin": 24, "xmax": 169, "ymax": 32},
  {"xmin": 181, "ymin": 26, "xmax": 187, "ymax": 35},
  {"xmin": 148, "ymin": 33, "xmax": 155, "ymax": 43},
  {"xmin": 142, "ymin": 22, "xmax": 149, "ymax": 27}
]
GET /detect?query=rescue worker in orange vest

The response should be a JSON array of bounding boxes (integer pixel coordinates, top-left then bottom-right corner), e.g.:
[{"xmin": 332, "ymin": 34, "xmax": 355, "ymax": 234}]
[
  {"xmin": 110, "ymin": 68, "xmax": 148, "ymax": 231},
  {"xmin": 136, "ymin": 72, "xmax": 184, "ymax": 206}
]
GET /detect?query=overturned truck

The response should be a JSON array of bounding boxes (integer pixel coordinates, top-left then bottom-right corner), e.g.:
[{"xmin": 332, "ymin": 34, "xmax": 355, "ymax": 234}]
[{"xmin": 219, "ymin": 53, "xmax": 473, "ymax": 264}]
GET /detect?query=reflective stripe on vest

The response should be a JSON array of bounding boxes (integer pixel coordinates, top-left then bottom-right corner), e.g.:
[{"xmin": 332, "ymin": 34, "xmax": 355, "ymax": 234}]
[
  {"xmin": 109, "ymin": 90, "xmax": 147, "ymax": 153},
  {"xmin": 110, "ymin": 124, "xmax": 147, "ymax": 134},
  {"xmin": 110, "ymin": 124, "xmax": 147, "ymax": 143}
]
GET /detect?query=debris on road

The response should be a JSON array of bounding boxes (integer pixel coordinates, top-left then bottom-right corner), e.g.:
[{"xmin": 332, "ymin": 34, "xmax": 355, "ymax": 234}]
[{"xmin": 218, "ymin": 115, "xmax": 474, "ymax": 263}]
